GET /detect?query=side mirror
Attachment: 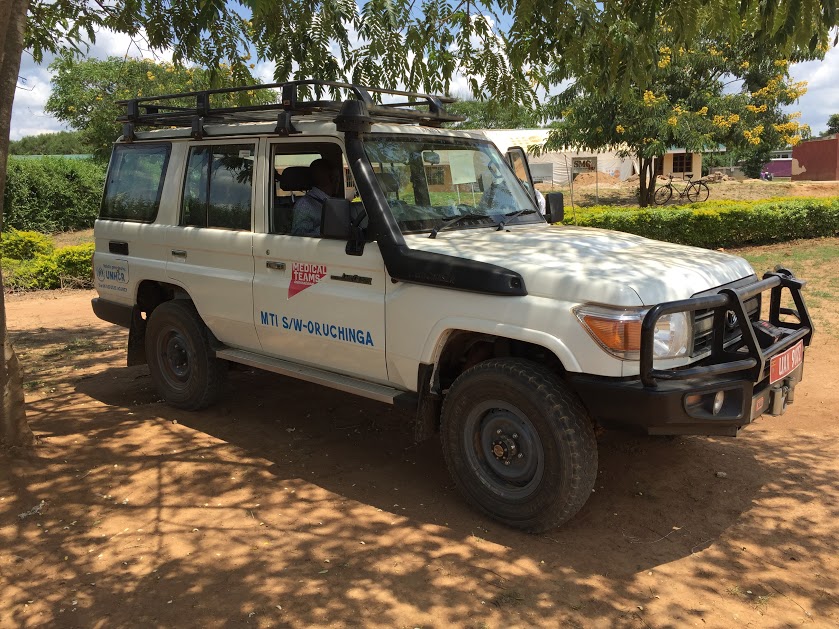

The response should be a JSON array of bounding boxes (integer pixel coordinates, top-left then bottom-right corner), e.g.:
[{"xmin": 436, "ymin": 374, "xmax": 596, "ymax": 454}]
[
  {"xmin": 545, "ymin": 192, "xmax": 564, "ymax": 223},
  {"xmin": 322, "ymin": 197, "xmax": 351, "ymax": 239}
]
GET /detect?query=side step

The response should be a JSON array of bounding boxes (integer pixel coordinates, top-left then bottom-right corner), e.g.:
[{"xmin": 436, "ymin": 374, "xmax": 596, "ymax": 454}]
[{"xmin": 216, "ymin": 348, "xmax": 417, "ymax": 407}]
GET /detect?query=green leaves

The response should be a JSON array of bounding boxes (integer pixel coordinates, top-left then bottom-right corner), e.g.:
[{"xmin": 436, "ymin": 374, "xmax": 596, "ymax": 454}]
[
  {"xmin": 22, "ymin": 0, "xmax": 839, "ymax": 113},
  {"xmin": 4, "ymin": 157, "xmax": 105, "ymax": 231},
  {"xmin": 562, "ymin": 197, "xmax": 839, "ymax": 249},
  {"xmin": 445, "ymin": 98, "xmax": 543, "ymax": 129}
]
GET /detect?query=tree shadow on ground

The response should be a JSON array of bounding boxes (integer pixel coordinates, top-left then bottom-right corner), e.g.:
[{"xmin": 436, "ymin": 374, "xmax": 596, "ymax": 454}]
[{"xmin": 1, "ymin": 324, "xmax": 837, "ymax": 627}]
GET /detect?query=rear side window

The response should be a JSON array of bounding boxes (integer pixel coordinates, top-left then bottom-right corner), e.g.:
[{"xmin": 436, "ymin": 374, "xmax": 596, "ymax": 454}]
[
  {"xmin": 101, "ymin": 143, "xmax": 170, "ymax": 221},
  {"xmin": 181, "ymin": 144, "xmax": 254, "ymax": 230}
]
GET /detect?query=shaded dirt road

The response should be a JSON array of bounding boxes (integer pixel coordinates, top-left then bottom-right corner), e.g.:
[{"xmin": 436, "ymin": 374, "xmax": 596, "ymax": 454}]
[{"xmin": 1, "ymin": 290, "xmax": 837, "ymax": 628}]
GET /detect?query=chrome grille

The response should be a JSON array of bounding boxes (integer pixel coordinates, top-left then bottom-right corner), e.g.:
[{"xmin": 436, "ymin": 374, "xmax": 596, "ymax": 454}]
[{"xmin": 691, "ymin": 280, "xmax": 762, "ymax": 357}]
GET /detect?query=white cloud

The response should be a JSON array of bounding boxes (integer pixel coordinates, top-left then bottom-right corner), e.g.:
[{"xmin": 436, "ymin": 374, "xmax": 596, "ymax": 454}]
[
  {"xmin": 11, "ymin": 29, "xmax": 173, "ymax": 140},
  {"xmin": 785, "ymin": 45, "xmax": 839, "ymax": 135},
  {"xmin": 11, "ymin": 26, "xmax": 839, "ymax": 140}
]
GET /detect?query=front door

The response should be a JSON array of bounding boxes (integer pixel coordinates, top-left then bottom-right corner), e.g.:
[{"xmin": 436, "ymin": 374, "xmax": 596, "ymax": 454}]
[{"xmin": 252, "ymin": 139, "xmax": 388, "ymax": 383}]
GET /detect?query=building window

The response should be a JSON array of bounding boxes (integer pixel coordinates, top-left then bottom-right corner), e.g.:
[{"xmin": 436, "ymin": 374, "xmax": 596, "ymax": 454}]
[
  {"xmin": 672, "ymin": 153, "xmax": 692, "ymax": 173},
  {"xmin": 426, "ymin": 166, "xmax": 445, "ymax": 186}
]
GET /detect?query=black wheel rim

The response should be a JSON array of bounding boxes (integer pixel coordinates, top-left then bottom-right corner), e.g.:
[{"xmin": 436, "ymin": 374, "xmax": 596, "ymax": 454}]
[
  {"xmin": 157, "ymin": 326, "xmax": 192, "ymax": 391},
  {"xmin": 463, "ymin": 400, "xmax": 545, "ymax": 500}
]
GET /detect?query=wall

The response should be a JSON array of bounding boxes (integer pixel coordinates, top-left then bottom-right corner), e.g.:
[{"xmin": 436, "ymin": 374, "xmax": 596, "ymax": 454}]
[
  {"xmin": 791, "ymin": 135, "xmax": 839, "ymax": 181},
  {"xmin": 764, "ymin": 159, "xmax": 792, "ymax": 178},
  {"xmin": 659, "ymin": 152, "xmax": 703, "ymax": 178}
]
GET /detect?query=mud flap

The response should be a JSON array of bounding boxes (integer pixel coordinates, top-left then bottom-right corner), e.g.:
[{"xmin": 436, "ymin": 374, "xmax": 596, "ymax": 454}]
[
  {"xmin": 413, "ymin": 363, "xmax": 440, "ymax": 442},
  {"xmin": 127, "ymin": 306, "xmax": 147, "ymax": 366}
]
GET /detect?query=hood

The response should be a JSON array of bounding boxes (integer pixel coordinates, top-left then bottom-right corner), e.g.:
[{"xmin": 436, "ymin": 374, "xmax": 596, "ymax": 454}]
[{"xmin": 404, "ymin": 224, "xmax": 756, "ymax": 306}]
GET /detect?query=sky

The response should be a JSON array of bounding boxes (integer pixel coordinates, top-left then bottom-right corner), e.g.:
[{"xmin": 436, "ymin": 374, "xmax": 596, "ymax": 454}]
[{"xmin": 10, "ymin": 30, "xmax": 839, "ymax": 141}]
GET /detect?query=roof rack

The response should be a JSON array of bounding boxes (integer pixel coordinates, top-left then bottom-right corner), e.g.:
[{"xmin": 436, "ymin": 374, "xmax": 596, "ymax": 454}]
[{"xmin": 117, "ymin": 80, "xmax": 464, "ymax": 139}]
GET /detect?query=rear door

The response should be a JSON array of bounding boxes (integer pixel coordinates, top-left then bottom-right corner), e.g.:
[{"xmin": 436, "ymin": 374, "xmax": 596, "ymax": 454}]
[
  {"xmin": 164, "ymin": 140, "xmax": 260, "ymax": 351},
  {"xmin": 94, "ymin": 142, "xmax": 172, "ymax": 308}
]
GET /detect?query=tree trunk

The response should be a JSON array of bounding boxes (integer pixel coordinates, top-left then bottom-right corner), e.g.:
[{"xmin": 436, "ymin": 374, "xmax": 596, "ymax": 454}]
[
  {"xmin": 638, "ymin": 156, "xmax": 657, "ymax": 207},
  {"xmin": 0, "ymin": 0, "xmax": 35, "ymax": 447}
]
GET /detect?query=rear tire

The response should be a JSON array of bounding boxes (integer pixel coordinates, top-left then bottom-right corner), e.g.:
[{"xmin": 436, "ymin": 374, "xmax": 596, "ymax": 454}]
[
  {"xmin": 654, "ymin": 185, "xmax": 672, "ymax": 205},
  {"xmin": 440, "ymin": 358, "xmax": 598, "ymax": 532},
  {"xmin": 145, "ymin": 300, "xmax": 227, "ymax": 410}
]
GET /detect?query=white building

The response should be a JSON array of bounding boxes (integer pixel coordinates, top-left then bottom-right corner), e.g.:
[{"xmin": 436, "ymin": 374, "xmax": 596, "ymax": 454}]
[{"xmin": 479, "ymin": 129, "xmax": 702, "ymax": 184}]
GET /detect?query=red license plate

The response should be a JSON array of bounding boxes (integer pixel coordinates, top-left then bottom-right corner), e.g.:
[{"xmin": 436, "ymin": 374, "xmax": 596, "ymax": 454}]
[{"xmin": 769, "ymin": 340, "xmax": 804, "ymax": 384}]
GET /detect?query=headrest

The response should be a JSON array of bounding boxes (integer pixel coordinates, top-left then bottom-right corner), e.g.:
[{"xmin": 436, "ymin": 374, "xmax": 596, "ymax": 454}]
[
  {"xmin": 376, "ymin": 172, "xmax": 399, "ymax": 193},
  {"xmin": 279, "ymin": 166, "xmax": 313, "ymax": 192}
]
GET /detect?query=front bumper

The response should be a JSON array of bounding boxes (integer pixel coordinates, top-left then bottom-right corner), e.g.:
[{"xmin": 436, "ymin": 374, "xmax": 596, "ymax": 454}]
[
  {"xmin": 569, "ymin": 269, "xmax": 813, "ymax": 437},
  {"xmin": 569, "ymin": 362, "xmax": 803, "ymax": 436}
]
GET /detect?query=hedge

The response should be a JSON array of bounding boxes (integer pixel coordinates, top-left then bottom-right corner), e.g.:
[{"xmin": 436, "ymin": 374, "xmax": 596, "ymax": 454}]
[
  {"xmin": 561, "ymin": 197, "xmax": 839, "ymax": 249},
  {"xmin": 2, "ymin": 232, "xmax": 94, "ymax": 291},
  {"xmin": 4, "ymin": 156, "xmax": 106, "ymax": 232},
  {"xmin": 0, "ymin": 229, "xmax": 54, "ymax": 260}
]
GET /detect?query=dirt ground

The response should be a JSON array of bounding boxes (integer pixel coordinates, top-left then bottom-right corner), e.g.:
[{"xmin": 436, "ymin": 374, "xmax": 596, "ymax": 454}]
[
  {"xmin": 542, "ymin": 178, "xmax": 839, "ymax": 207},
  {"xmin": 2, "ymin": 247, "xmax": 839, "ymax": 627}
]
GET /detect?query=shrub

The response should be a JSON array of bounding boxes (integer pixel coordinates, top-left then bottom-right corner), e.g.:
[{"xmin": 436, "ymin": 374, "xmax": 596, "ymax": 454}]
[
  {"xmin": 53, "ymin": 244, "xmax": 95, "ymax": 288},
  {"xmin": 2, "ymin": 243, "xmax": 94, "ymax": 291},
  {"xmin": 2, "ymin": 257, "xmax": 40, "ymax": 291},
  {"xmin": 4, "ymin": 156, "xmax": 106, "ymax": 232},
  {"xmin": 561, "ymin": 197, "xmax": 839, "ymax": 249},
  {"xmin": 0, "ymin": 230, "xmax": 54, "ymax": 260}
]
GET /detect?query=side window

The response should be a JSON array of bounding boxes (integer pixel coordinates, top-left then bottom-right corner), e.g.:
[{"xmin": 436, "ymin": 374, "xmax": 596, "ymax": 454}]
[
  {"xmin": 101, "ymin": 143, "xmax": 170, "ymax": 221},
  {"xmin": 181, "ymin": 144, "xmax": 254, "ymax": 230},
  {"xmin": 270, "ymin": 143, "xmax": 347, "ymax": 236}
]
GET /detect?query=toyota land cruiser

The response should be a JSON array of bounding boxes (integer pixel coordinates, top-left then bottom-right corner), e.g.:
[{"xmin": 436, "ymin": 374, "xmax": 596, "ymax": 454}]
[{"xmin": 92, "ymin": 81, "xmax": 813, "ymax": 532}]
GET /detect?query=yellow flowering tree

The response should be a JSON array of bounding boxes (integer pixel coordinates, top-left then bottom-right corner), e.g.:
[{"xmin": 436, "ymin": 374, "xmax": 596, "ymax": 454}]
[
  {"xmin": 544, "ymin": 24, "xmax": 819, "ymax": 205},
  {"xmin": 45, "ymin": 55, "xmax": 268, "ymax": 161}
]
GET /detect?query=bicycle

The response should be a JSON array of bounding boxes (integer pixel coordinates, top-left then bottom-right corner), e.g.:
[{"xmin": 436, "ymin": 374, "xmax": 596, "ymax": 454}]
[{"xmin": 654, "ymin": 173, "xmax": 710, "ymax": 205}]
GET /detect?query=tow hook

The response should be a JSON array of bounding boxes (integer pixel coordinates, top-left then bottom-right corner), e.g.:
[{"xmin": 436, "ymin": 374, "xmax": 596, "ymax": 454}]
[
  {"xmin": 767, "ymin": 365, "xmax": 803, "ymax": 416},
  {"xmin": 768, "ymin": 384, "xmax": 789, "ymax": 416}
]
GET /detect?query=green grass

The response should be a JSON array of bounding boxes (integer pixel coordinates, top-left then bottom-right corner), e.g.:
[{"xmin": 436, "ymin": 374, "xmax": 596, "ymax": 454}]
[
  {"xmin": 739, "ymin": 242, "xmax": 839, "ymax": 271},
  {"xmin": 733, "ymin": 237, "xmax": 839, "ymax": 338}
]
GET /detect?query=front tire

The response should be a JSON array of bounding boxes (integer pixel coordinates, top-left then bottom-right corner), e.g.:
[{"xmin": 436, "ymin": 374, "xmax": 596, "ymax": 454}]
[
  {"xmin": 687, "ymin": 181, "xmax": 710, "ymax": 203},
  {"xmin": 440, "ymin": 359, "xmax": 598, "ymax": 532},
  {"xmin": 145, "ymin": 300, "xmax": 227, "ymax": 410},
  {"xmin": 654, "ymin": 185, "xmax": 672, "ymax": 205}
]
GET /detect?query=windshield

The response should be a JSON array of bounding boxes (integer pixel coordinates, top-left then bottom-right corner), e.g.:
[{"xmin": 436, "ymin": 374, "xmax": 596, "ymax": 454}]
[{"xmin": 364, "ymin": 135, "xmax": 543, "ymax": 234}]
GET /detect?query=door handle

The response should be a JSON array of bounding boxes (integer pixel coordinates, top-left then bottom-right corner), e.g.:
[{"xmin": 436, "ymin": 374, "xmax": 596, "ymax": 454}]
[
  {"xmin": 266, "ymin": 261, "xmax": 286, "ymax": 270},
  {"xmin": 171, "ymin": 249, "xmax": 187, "ymax": 258}
]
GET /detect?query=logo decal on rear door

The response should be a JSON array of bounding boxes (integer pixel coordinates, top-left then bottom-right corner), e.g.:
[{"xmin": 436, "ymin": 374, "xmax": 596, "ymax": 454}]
[{"xmin": 288, "ymin": 263, "xmax": 327, "ymax": 298}]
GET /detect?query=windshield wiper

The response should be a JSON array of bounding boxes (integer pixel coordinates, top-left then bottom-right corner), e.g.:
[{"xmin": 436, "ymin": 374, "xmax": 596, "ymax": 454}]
[
  {"xmin": 504, "ymin": 208, "xmax": 539, "ymax": 220},
  {"xmin": 429, "ymin": 213, "xmax": 493, "ymax": 239},
  {"xmin": 496, "ymin": 208, "xmax": 540, "ymax": 231}
]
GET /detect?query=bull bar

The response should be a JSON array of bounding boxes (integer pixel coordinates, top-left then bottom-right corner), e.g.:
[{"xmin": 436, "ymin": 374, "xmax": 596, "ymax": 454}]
[{"xmin": 640, "ymin": 269, "xmax": 813, "ymax": 388}]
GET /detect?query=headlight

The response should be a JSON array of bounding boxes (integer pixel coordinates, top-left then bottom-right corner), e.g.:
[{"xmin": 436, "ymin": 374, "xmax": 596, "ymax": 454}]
[
  {"xmin": 652, "ymin": 311, "xmax": 692, "ymax": 359},
  {"xmin": 574, "ymin": 305, "xmax": 692, "ymax": 360}
]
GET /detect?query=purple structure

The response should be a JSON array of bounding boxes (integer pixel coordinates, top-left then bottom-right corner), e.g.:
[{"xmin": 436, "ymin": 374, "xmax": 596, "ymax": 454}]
[{"xmin": 762, "ymin": 159, "xmax": 792, "ymax": 178}]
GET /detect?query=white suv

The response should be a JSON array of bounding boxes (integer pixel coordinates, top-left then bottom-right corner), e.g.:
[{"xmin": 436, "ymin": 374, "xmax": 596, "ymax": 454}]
[{"xmin": 92, "ymin": 81, "xmax": 813, "ymax": 532}]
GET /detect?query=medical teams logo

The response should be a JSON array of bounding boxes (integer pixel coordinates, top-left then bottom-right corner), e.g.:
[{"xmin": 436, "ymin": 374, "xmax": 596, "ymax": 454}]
[{"xmin": 288, "ymin": 262, "xmax": 327, "ymax": 298}]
